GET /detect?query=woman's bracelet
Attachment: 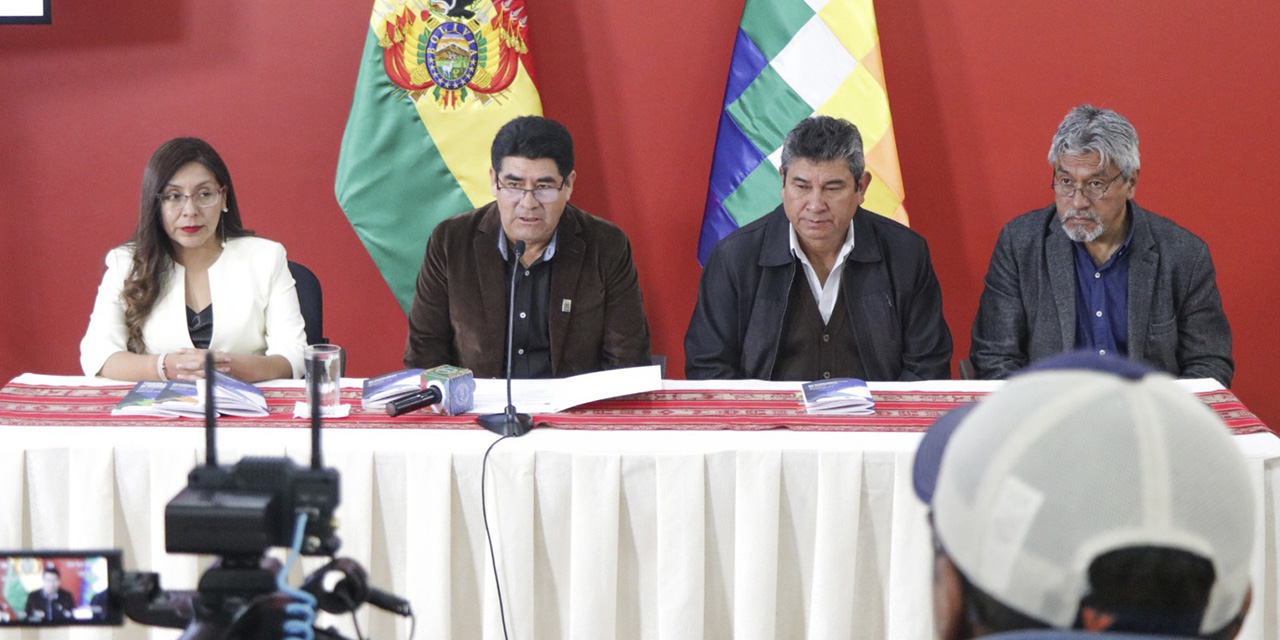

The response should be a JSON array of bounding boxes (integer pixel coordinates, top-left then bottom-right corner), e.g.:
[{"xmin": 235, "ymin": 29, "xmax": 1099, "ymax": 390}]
[{"xmin": 156, "ymin": 353, "xmax": 169, "ymax": 381}]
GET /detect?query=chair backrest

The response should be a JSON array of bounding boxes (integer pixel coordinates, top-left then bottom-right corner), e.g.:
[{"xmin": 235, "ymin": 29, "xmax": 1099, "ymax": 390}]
[
  {"xmin": 288, "ymin": 261, "xmax": 325, "ymax": 346},
  {"xmin": 650, "ymin": 354, "xmax": 667, "ymax": 378}
]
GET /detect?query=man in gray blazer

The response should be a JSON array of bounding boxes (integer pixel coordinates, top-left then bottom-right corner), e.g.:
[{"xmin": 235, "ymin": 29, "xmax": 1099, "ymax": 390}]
[{"xmin": 970, "ymin": 105, "xmax": 1233, "ymax": 386}]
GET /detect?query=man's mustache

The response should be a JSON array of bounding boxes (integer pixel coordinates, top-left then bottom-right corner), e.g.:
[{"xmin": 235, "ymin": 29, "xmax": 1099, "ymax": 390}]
[{"xmin": 1062, "ymin": 208, "xmax": 1100, "ymax": 223}]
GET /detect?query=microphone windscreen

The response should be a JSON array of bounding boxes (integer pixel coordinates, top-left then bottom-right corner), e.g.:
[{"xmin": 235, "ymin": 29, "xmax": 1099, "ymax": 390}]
[
  {"xmin": 421, "ymin": 365, "xmax": 475, "ymax": 416},
  {"xmin": 513, "ymin": 239, "xmax": 526, "ymax": 257}
]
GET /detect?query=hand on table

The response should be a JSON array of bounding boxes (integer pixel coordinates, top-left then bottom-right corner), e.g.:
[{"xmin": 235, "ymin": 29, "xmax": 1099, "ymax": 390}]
[{"xmin": 164, "ymin": 348, "xmax": 232, "ymax": 381}]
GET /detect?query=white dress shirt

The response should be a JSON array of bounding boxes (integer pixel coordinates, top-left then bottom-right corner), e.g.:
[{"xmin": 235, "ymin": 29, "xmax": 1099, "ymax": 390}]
[{"xmin": 788, "ymin": 222, "xmax": 856, "ymax": 323}]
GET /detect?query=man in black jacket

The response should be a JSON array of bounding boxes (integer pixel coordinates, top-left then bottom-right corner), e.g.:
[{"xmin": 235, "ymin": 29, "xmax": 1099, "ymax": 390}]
[
  {"xmin": 24, "ymin": 567, "xmax": 75, "ymax": 623},
  {"xmin": 685, "ymin": 116, "xmax": 951, "ymax": 381}
]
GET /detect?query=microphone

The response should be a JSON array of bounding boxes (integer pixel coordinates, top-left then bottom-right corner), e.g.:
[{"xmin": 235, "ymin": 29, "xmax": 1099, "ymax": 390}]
[
  {"xmin": 386, "ymin": 387, "xmax": 440, "ymax": 417},
  {"xmin": 301, "ymin": 558, "xmax": 413, "ymax": 617},
  {"xmin": 477, "ymin": 239, "xmax": 533, "ymax": 437},
  {"xmin": 366, "ymin": 587, "xmax": 412, "ymax": 617},
  {"xmin": 386, "ymin": 366, "xmax": 475, "ymax": 417}
]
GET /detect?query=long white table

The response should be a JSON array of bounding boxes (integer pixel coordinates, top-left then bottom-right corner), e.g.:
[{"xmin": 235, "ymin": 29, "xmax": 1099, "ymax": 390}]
[{"xmin": 1, "ymin": 375, "xmax": 1277, "ymax": 640}]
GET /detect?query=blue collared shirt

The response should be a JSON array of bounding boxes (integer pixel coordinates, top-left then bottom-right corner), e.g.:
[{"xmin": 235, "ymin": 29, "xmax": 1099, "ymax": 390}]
[{"xmin": 1072, "ymin": 215, "xmax": 1135, "ymax": 357}]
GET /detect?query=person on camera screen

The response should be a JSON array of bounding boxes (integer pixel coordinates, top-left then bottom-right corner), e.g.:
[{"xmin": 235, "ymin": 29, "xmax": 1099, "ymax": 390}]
[{"xmin": 24, "ymin": 567, "xmax": 75, "ymax": 623}]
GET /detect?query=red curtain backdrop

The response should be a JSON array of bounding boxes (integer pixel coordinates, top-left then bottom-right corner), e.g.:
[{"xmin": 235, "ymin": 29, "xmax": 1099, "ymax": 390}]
[{"xmin": 2, "ymin": 0, "xmax": 1277, "ymax": 427}]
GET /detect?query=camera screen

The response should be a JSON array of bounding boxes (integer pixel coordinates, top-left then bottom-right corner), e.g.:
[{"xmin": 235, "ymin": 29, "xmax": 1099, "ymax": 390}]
[{"xmin": 0, "ymin": 550, "xmax": 122, "ymax": 626}]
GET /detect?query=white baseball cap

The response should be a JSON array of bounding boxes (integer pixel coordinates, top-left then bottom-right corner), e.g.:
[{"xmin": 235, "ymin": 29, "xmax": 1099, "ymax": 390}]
[{"xmin": 913, "ymin": 353, "xmax": 1255, "ymax": 634}]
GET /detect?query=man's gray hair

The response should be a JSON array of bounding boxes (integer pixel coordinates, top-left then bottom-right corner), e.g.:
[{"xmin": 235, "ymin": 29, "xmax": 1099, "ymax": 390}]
[
  {"xmin": 780, "ymin": 115, "xmax": 865, "ymax": 178},
  {"xmin": 1047, "ymin": 105, "xmax": 1140, "ymax": 177}
]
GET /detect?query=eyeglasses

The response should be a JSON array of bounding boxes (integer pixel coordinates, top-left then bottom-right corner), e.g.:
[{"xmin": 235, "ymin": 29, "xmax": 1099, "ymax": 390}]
[
  {"xmin": 1051, "ymin": 171, "xmax": 1125, "ymax": 201},
  {"xmin": 158, "ymin": 187, "xmax": 225, "ymax": 210},
  {"xmin": 495, "ymin": 181, "xmax": 567, "ymax": 204}
]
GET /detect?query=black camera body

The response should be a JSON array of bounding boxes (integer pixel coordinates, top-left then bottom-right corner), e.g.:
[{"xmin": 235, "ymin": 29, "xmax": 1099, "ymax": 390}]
[
  {"xmin": 3, "ymin": 357, "xmax": 393, "ymax": 639},
  {"xmin": 166, "ymin": 458, "xmax": 340, "ymax": 558}
]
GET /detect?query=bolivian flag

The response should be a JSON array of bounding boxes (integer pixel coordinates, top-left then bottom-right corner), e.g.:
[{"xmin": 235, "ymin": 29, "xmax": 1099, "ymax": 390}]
[
  {"xmin": 336, "ymin": 0, "xmax": 542, "ymax": 312},
  {"xmin": 698, "ymin": 0, "xmax": 907, "ymax": 265}
]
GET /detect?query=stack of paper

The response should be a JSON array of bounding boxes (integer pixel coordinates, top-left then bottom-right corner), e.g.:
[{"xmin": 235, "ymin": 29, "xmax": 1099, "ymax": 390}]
[
  {"xmin": 470, "ymin": 364, "xmax": 664, "ymax": 414},
  {"xmin": 801, "ymin": 378, "xmax": 874, "ymax": 415}
]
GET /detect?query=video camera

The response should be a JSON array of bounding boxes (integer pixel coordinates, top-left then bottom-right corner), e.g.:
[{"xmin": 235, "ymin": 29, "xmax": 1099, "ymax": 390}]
[
  {"xmin": 1, "ymin": 356, "xmax": 409, "ymax": 639},
  {"xmin": 166, "ymin": 455, "xmax": 340, "ymax": 558}
]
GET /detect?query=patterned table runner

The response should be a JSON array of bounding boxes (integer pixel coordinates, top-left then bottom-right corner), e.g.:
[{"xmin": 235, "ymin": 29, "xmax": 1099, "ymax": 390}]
[{"xmin": 0, "ymin": 382, "xmax": 1269, "ymax": 435}]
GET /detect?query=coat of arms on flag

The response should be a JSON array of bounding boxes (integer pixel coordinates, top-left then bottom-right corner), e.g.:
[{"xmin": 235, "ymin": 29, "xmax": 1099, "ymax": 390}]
[
  {"xmin": 336, "ymin": 0, "xmax": 542, "ymax": 313},
  {"xmin": 698, "ymin": 0, "xmax": 908, "ymax": 265},
  {"xmin": 377, "ymin": 0, "xmax": 532, "ymax": 108}
]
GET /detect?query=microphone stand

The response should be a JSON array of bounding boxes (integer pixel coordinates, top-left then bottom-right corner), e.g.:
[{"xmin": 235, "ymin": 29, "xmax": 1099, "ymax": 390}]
[{"xmin": 478, "ymin": 240, "xmax": 533, "ymax": 437}]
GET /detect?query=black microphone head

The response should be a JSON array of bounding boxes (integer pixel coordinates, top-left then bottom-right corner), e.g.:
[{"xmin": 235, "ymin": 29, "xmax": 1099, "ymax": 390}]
[
  {"xmin": 366, "ymin": 587, "xmax": 413, "ymax": 617},
  {"xmin": 385, "ymin": 386, "xmax": 444, "ymax": 417},
  {"xmin": 513, "ymin": 239, "xmax": 526, "ymax": 256}
]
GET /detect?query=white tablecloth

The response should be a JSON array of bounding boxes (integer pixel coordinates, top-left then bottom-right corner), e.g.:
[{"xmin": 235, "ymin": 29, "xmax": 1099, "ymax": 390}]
[{"xmin": 2, "ymin": 375, "xmax": 1277, "ymax": 640}]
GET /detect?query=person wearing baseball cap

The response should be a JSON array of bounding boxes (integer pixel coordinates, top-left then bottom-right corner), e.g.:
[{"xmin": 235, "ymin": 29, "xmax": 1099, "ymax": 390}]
[{"xmin": 913, "ymin": 351, "xmax": 1255, "ymax": 639}]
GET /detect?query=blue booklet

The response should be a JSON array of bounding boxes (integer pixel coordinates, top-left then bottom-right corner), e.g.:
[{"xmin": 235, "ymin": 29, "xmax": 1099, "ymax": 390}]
[
  {"xmin": 197, "ymin": 371, "xmax": 269, "ymax": 416},
  {"xmin": 113, "ymin": 372, "xmax": 267, "ymax": 417},
  {"xmin": 361, "ymin": 368, "xmax": 425, "ymax": 409},
  {"xmin": 800, "ymin": 378, "xmax": 874, "ymax": 415},
  {"xmin": 112, "ymin": 381, "xmax": 200, "ymax": 417}
]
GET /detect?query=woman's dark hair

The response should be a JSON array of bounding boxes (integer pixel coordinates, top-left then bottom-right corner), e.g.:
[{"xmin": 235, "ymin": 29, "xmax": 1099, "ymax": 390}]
[{"xmin": 122, "ymin": 137, "xmax": 253, "ymax": 353}]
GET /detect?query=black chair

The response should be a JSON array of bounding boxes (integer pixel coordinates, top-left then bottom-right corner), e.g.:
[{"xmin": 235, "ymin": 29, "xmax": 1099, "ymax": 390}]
[
  {"xmin": 651, "ymin": 354, "xmax": 668, "ymax": 378},
  {"xmin": 288, "ymin": 261, "xmax": 326, "ymax": 346},
  {"xmin": 289, "ymin": 261, "xmax": 346, "ymax": 375}
]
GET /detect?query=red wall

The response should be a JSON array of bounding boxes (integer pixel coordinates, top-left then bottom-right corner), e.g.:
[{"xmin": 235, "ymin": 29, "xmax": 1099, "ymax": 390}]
[{"xmin": 2, "ymin": 1, "xmax": 1277, "ymax": 427}]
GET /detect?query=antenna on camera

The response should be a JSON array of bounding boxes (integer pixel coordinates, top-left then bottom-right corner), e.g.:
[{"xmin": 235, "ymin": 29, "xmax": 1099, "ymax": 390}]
[
  {"xmin": 204, "ymin": 352, "xmax": 217, "ymax": 467},
  {"xmin": 309, "ymin": 357, "xmax": 323, "ymax": 470}
]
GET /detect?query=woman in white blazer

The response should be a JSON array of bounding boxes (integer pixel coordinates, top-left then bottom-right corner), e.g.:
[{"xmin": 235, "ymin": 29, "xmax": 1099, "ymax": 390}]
[{"xmin": 80, "ymin": 138, "xmax": 306, "ymax": 382}]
